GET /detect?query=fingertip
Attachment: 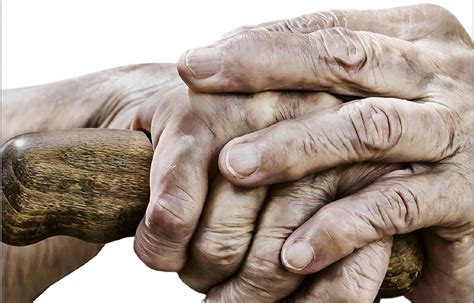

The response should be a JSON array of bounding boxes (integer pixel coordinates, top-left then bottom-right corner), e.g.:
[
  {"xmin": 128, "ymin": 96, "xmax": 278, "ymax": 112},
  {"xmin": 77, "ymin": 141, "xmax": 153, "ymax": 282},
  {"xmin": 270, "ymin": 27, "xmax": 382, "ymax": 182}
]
[
  {"xmin": 176, "ymin": 47, "xmax": 224, "ymax": 92},
  {"xmin": 281, "ymin": 240, "xmax": 316, "ymax": 274},
  {"xmin": 218, "ymin": 140, "xmax": 262, "ymax": 187},
  {"xmin": 177, "ymin": 50, "xmax": 194, "ymax": 86},
  {"xmin": 225, "ymin": 143, "xmax": 259, "ymax": 178}
]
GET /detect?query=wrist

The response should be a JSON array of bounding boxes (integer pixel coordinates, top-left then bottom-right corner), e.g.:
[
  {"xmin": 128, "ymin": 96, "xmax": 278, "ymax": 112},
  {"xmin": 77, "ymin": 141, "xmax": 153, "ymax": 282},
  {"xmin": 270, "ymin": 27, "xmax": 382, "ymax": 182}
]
[
  {"xmin": 2, "ymin": 70, "xmax": 114, "ymax": 142},
  {"xmin": 2, "ymin": 63, "xmax": 178, "ymax": 142}
]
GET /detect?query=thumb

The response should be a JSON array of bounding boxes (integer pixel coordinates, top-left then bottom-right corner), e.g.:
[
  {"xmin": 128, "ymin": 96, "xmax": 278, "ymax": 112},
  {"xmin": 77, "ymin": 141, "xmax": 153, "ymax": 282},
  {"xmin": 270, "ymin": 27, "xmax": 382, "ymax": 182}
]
[
  {"xmin": 177, "ymin": 28, "xmax": 429, "ymax": 100},
  {"xmin": 280, "ymin": 171, "xmax": 465, "ymax": 274}
]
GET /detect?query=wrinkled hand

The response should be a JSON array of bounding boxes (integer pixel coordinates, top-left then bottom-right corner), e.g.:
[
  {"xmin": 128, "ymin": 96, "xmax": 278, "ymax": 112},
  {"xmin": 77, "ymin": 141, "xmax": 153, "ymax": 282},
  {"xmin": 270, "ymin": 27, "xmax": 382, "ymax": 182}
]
[
  {"xmin": 178, "ymin": 4, "xmax": 473, "ymax": 302},
  {"xmin": 2, "ymin": 64, "xmax": 183, "ymax": 302},
  {"xmin": 7, "ymin": 64, "xmax": 376, "ymax": 302},
  {"xmin": 128, "ymin": 67, "xmax": 340, "ymax": 271},
  {"xmin": 179, "ymin": 163, "xmax": 404, "ymax": 302},
  {"xmin": 101, "ymin": 65, "xmax": 408, "ymax": 301}
]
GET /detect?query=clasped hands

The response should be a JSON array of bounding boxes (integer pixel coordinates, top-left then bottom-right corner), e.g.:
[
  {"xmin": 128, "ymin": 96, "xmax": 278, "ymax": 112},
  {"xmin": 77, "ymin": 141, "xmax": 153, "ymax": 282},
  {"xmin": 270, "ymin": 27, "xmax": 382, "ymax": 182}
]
[{"xmin": 128, "ymin": 4, "xmax": 473, "ymax": 303}]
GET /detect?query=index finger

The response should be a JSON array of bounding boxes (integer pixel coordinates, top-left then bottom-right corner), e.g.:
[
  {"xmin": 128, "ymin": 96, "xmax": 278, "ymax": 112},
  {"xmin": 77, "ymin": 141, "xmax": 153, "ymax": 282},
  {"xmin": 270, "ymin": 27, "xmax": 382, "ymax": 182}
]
[
  {"xmin": 134, "ymin": 90, "xmax": 341, "ymax": 272},
  {"xmin": 218, "ymin": 98, "xmax": 460, "ymax": 187}
]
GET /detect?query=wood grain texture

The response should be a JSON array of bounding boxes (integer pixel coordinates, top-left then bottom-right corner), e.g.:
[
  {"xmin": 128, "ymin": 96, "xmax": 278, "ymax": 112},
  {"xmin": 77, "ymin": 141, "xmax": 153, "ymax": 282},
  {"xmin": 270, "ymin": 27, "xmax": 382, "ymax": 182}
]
[
  {"xmin": 2, "ymin": 129, "xmax": 152, "ymax": 245},
  {"xmin": 1, "ymin": 129, "xmax": 422, "ymax": 297}
]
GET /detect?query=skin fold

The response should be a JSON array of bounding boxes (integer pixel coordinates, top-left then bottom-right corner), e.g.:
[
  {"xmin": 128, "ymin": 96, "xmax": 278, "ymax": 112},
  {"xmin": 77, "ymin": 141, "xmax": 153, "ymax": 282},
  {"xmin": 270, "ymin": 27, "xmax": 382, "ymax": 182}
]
[
  {"xmin": 1, "ymin": 65, "xmax": 171, "ymax": 302},
  {"xmin": 2, "ymin": 64, "xmax": 396, "ymax": 302},
  {"xmin": 3, "ymin": 4, "xmax": 472, "ymax": 302},
  {"xmin": 182, "ymin": 164, "xmax": 402, "ymax": 302},
  {"xmin": 174, "ymin": 4, "xmax": 473, "ymax": 303}
]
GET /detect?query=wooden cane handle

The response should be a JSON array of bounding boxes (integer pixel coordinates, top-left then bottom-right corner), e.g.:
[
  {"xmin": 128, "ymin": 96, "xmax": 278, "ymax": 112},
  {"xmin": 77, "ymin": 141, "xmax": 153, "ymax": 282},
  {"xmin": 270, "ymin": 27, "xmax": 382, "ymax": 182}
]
[
  {"xmin": 2, "ymin": 129, "xmax": 152, "ymax": 245},
  {"xmin": 1, "ymin": 129, "xmax": 422, "ymax": 297}
]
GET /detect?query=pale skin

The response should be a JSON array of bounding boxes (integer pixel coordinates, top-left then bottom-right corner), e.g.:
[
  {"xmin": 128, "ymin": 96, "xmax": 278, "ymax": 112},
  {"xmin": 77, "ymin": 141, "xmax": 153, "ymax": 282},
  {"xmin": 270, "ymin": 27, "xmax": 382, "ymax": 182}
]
[
  {"xmin": 2, "ymin": 65, "xmax": 394, "ymax": 302},
  {"xmin": 3, "ymin": 4, "xmax": 473, "ymax": 302},
  {"xmin": 2, "ymin": 65, "xmax": 156, "ymax": 302},
  {"xmin": 171, "ymin": 3, "xmax": 473, "ymax": 303}
]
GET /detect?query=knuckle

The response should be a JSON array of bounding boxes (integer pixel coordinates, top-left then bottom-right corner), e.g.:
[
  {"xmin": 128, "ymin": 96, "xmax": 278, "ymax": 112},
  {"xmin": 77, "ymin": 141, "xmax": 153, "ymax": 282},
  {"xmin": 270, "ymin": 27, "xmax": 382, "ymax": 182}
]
[
  {"xmin": 145, "ymin": 194, "xmax": 196, "ymax": 241},
  {"xmin": 344, "ymin": 249, "xmax": 386, "ymax": 297},
  {"xmin": 281, "ymin": 120, "xmax": 319, "ymax": 179},
  {"xmin": 274, "ymin": 92, "xmax": 302, "ymax": 121},
  {"xmin": 239, "ymin": 254, "xmax": 293, "ymax": 299},
  {"xmin": 266, "ymin": 18, "xmax": 303, "ymax": 33},
  {"xmin": 280, "ymin": 18, "xmax": 307, "ymax": 33},
  {"xmin": 374, "ymin": 183, "xmax": 420, "ymax": 235},
  {"xmin": 257, "ymin": 120, "xmax": 308, "ymax": 179},
  {"xmin": 193, "ymin": 229, "xmax": 249, "ymax": 268},
  {"xmin": 310, "ymin": 27, "xmax": 369, "ymax": 78},
  {"xmin": 283, "ymin": 13, "xmax": 334, "ymax": 34},
  {"xmin": 134, "ymin": 232, "xmax": 161, "ymax": 270},
  {"xmin": 228, "ymin": 232, "xmax": 302, "ymax": 299},
  {"xmin": 341, "ymin": 99, "xmax": 403, "ymax": 158},
  {"xmin": 223, "ymin": 30, "xmax": 270, "ymax": 91},
  {"xmin": 309, "ymin": 10, "xmax": 346, "ymax": 30},
  {"xmin": 170, "ymin": 112, "xmax": 217, "ymax": 143},
  {"xmin": 430, "ymin": 104, "xmax": 464, "ymax": 159},
  {"xmin": 244, "ymin": 91, "xmax": 283, "ymax": 130},
  {"xmin": 316, "ymin": 208, "xmax": 355, "ymax": 255},
  {"xmin": 441, "ymin": 171, "xmax": 474, "ymax": 238},
  {"xmin": 291, "ymin": 120, "xmax": 317, "ymax": 157},
  {"xmin": 133, "ymin": 226, "xmax": 183, "ymax": 271}
]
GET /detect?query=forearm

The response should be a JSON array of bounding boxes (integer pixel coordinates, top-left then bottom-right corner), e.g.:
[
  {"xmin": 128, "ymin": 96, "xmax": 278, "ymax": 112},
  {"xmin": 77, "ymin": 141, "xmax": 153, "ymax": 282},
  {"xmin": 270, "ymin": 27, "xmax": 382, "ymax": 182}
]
[
  {"xmin": 3, "ymin": 72, "xmax": 107, "ymax": 142},
  {"xmin": 1, "ymin": 70, "xmax": 113, "ymax": 302},
  {"xmin": 1, "ymin": 63, "xmax": 178, "ymax": 302},
  {"xmin": 2, "ymin": 63, "xmax": 178, "ymax": 142}
]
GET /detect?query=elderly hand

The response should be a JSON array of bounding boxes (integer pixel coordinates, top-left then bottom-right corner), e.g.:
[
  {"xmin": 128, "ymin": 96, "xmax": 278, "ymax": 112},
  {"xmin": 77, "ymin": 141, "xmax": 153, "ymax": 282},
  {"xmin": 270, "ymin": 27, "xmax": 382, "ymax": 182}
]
[
  {"xmin": 178, "ymin": 4, "xmax": 473, "ymax": 302},
  {"xmin": 87, "ymin": 65, "xmax": 410, "ymax": 302},
  {"xmin": 6, "ymin": 63, "xmax": 378, "ymax": 302},
  {"xmin": 179, "ymin": 163, "xmax": 406, "ymax": 302},
  {"xmin": 1, "ymin": 64, "xmax": 193, "ymax": 302},
  {"xmin": 127, "ymin": 66, "xmax": 341, "ymax": 271}
]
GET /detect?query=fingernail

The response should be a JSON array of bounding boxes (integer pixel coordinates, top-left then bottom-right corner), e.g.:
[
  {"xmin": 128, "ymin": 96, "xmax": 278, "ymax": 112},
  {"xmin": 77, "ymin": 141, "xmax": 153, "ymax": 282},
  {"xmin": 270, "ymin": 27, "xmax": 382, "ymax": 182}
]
[
  {"xmin": 282, "ymin": 241, "xmax": 315, "ymax": 271},
  {"xmin": 184, "ymin": 47, "xmax": 222, "ymax": 79},
  {"xmin": 225, "ymin": 143, "xmax": 259, "ymax": 178}
]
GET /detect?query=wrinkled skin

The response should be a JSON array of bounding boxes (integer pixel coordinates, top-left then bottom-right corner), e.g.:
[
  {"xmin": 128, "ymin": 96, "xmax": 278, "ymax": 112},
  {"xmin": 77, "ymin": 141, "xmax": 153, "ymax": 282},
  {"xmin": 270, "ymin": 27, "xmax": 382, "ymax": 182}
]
[
  {"xmin": 175, "ymin": 4, "xmax": 473, "ymax": 303},
  {"xmin": 127, "ymin": 67, "xmax": 407, "ymax": 302},
  {"xmin": 2, "ymin": 71, "xmax": 128, "ymax": 302},
  {"xmin": 1, "ymin": 65, "xmax": 177, "ymax": 302},
  {"xmin": 179, "ymin": 165, "xmax": 402, "ymax": 303},
  {"xmin": 2, "ymin": 64, "xmax": 393, "ymax": 302}
]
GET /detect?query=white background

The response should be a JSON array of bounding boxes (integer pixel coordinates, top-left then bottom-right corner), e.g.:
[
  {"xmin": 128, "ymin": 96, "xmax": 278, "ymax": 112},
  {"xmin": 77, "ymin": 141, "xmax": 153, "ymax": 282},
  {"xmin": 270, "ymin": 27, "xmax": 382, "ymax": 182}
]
[{"xmin": 2, "ymin": 0, "xmax": 472, "ymax": 302}]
